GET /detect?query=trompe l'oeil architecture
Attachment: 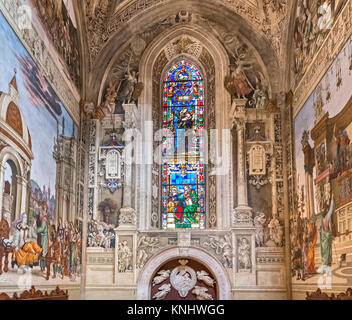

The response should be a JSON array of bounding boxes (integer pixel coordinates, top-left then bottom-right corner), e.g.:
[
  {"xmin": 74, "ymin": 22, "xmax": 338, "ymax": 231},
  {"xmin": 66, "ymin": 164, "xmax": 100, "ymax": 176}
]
[{"xmin": 0, "ymin": 0, "xmax": 351, "ymax": 300}]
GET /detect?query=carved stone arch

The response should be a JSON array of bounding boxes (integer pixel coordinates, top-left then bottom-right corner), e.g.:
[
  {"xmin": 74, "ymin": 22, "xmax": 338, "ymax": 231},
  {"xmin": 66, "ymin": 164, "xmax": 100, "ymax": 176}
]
[{"xmin": 137, "ymin": 246, "xmax": 231, "ymax": 300}]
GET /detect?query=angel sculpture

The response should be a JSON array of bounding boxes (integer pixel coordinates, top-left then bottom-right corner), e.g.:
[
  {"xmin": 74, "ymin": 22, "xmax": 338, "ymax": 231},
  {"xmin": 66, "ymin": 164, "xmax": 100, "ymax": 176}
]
[
  {"xmin": 152, "ymin": 270, "xmax": 171, "ymax": 286},
  {"xmin": 153, "ymin": 284, "xmax": 171, "ymax": 300},
  {"xmin": 192, "ymin": 286, "xmax": 213, "ymax": 300},
  {"xmin": 118, "ymin": 55, "xmax": 144, "ymax": 104},
  {"xmin": 197, "ymin": 271, "xmax": 215, "ymax": 287}
]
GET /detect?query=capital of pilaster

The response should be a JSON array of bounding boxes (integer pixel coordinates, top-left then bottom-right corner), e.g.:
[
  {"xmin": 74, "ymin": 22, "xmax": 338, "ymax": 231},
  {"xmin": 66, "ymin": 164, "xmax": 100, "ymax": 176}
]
[{"xmin": 117, "ymin": 207, "xmax": 137, "ymax": 229}]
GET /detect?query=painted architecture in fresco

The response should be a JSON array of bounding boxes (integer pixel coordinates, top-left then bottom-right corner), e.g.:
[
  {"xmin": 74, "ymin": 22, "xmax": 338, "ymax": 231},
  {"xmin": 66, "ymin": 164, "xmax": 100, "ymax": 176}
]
[
  {"xmin": 0, "ymin": 12, "xmax": 81, "ymax": 286},
  {"xmin": 293, "ymin": 35, "xmax": 352, "ymax": 290}
]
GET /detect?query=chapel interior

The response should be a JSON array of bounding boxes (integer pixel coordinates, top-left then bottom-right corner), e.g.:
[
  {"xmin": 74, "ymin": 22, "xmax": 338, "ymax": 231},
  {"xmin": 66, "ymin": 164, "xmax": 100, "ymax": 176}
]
[{"xmin": 0, "ymin": 0, "xmax": 351, "ymax": 301}]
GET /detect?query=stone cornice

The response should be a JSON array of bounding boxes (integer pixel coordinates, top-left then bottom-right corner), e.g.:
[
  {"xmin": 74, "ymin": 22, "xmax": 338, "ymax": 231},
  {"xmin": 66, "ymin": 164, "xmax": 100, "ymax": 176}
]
[
  {"xmin": 293, "ymin": 0, "xmax": 352, "ymax": 119},
  {"xmin": 0, "ymin": 0, "xmax": 80, "ymax": 124}
]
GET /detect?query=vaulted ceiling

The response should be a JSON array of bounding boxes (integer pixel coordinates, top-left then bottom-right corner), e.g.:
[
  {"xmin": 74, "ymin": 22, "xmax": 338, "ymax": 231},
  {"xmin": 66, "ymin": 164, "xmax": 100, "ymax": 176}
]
[{"xmin": 32, "ymin": 0, "xmax": 298, "ymax": 100}]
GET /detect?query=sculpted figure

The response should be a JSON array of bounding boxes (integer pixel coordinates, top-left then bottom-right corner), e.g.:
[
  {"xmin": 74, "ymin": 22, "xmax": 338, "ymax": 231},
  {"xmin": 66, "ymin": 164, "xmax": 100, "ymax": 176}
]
[
  {"xmin": 192, "ymin": 286, "xmax": 213, "ymax": 300},
  {"xmin": 118, "ymin": 240, "xmax": 132, "ymax": 273},
  {"xmin": 254, "ymin": 212, "xmax": 266, "ymax": 247},
  {"xmin": 196, "ymin": 271, "xmax": 215, "ymax": 287},
  {"xmin": 153, "ymin": 284, "xmax": 171, "ymax": 300},
  {"xmin": 136, "ymin": 236, "xmax": 159, "ymax": 269},
  {"xmin": 152, "ymin": 270, "xmax": 171, "ymax": 286},
  {"xmin": 268, "ymin": 217, "xmax": 284, "ymax": 247},
  {"xmin": 238, "ymin": 238, "xmax": 251, "ymax": 271}
]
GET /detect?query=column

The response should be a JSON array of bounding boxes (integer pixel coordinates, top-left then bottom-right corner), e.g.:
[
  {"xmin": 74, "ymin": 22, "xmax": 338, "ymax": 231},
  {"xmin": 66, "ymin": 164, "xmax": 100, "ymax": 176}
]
[
  {"xmin": 121, "ymin": 103, "xmax": 138, "ymax": 222},
  {"xmin": 232, "ymin": 101, "xmax": 253, "ymax": 226},
  {"xmin": 20, "ymin": 175, "xmax": 28, "ymax": 215},
  {"xmin": 15, "ymin": 175, "xmax": 23, "ymax": 219},
  {"xmin": 0, "ymin": 164, "xmax": 5, "ymax": 221},
  {"xmin": 302, "ymin": 143, "xmax": 315, "ymax": 219}
]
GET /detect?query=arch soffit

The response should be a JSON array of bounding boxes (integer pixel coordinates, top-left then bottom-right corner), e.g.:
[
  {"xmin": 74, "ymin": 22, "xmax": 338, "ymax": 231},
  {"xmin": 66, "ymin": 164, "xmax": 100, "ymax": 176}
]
[{"xmin": 137, "ymin": 245, "xmax": 231, "ymax": 300}]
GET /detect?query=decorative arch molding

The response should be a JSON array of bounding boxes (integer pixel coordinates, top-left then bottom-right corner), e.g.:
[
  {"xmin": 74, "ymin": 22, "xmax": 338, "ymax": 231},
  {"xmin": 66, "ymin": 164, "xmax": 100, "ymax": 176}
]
[
  {"xmin": 137, "ymin": 246, "xmax": 231, "ymax": 300},
  {"xmin": 136, "ymin": 24, "xmax": 231, "ymax": 231}
]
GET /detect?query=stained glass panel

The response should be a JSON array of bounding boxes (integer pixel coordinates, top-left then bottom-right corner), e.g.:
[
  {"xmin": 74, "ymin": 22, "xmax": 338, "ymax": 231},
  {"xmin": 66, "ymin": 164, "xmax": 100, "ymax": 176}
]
[{"xmin": 161, "ymin": 60, "xmax": 206, "ymax": 230}]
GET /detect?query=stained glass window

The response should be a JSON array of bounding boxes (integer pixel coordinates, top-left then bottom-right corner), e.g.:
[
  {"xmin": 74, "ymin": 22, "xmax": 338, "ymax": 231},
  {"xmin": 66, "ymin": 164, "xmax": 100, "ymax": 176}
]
[{"xmin": 161, "ymin": 60, "xmax": 206, "ymax": 230}]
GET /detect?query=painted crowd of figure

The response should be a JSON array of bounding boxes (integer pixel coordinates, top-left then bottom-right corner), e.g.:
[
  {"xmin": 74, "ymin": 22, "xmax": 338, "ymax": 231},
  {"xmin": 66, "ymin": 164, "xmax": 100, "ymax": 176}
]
[
  {"xmin": 293, "ymin": 0, "xmax": 345, "ymax": 76},
  {"xmin": 6, "ymin": 205, "xmax": 82, "ymax": 281}
]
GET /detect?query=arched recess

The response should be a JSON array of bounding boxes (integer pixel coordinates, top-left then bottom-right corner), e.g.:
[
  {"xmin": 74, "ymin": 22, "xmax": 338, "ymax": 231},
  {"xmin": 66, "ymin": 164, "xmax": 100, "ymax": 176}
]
[
  {"xmin": 137, "ymin": 246, "xmax": 231, "ymax": 300},
  {"xmin": 137, "ymin": 24, "xmax": 231, "ymax": 231}
]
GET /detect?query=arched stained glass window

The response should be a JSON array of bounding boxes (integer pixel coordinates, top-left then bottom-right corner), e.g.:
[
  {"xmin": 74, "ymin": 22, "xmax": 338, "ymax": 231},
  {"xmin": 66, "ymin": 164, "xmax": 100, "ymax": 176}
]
[{"xmin": 161, "ymin": 60, "xmax": 206, "ymax": 230}]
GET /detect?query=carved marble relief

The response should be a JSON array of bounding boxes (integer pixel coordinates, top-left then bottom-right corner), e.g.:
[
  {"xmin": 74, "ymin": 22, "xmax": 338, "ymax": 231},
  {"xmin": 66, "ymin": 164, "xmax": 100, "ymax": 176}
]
[
  {"xmin": 237, "ymin": 236, "xmax": 252, "ymax": 272},
  {"xmin": 151, "ymin": 259, "xmax": 217, "ymax": 300}
]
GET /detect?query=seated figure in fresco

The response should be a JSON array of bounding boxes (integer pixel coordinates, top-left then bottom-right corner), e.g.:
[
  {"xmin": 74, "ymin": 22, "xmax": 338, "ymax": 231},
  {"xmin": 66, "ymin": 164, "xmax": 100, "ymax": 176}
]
[{"xmin": 12, "ymin": 213, "xmax": 42, "ymax": 273}]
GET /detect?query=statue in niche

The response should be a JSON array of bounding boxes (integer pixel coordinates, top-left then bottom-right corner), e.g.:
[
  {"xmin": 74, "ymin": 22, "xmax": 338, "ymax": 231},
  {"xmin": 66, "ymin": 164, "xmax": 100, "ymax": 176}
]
[
  {"xmin": 98, "ymin": 198, "xmax": 118, "ymax": 225},
  {"xmin": 254, "ymin": 212, "xmax": 267, "ymax": 247},
  {"xmin": 118, "ymin": 240, "xmax": 132, "ymax": 273},
  {"xmin": 238, "ymin": 238, "xmax": 251, "ymax": 271}
]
